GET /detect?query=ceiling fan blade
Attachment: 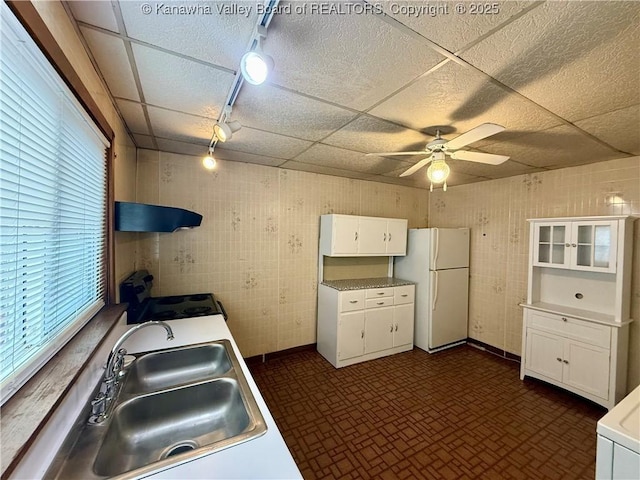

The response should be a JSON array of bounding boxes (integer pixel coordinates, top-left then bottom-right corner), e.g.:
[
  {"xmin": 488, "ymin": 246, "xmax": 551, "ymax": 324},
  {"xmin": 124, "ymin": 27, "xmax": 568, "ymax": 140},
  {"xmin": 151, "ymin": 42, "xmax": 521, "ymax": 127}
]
[
  {"xmin": 399, "ymin": 157, "xmax": 431, "ymax": 177},
  {"xmin": 450, "ymin": 150, "xmax": 509, "ymax": 165},
  {"xmin": 366, "ymin": 151, "xmax": 428, "ymax": 157},
  {"xmin": 445, "ymin": 123, "xmax": 505, "ymax": 150}
]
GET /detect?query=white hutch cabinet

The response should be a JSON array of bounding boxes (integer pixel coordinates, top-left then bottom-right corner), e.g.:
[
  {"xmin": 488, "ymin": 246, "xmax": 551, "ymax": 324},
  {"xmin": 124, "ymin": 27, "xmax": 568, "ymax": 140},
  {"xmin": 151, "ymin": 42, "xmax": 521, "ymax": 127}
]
[{"xmin": 521, "ymin": 216, "xmax": 635, "ymax": 410}]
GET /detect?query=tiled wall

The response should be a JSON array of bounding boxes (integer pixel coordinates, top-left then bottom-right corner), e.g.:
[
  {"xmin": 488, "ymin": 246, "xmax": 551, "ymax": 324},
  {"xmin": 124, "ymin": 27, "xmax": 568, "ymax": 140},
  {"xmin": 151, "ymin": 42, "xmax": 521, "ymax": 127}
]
[
  {"xmin": 134, "ymin": 149, "xmax": 428, "ymax": 357},
  {"xmin": 428, "ymin": 156, "xmax": 640, "ymax": 390}
]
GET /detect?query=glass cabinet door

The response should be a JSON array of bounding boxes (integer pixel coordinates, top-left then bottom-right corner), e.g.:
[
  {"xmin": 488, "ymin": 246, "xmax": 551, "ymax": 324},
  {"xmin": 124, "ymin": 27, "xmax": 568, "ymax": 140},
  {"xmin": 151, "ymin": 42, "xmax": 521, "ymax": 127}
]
[
  {"xmin": 534, "ymin": 223, "xmax": 569, "ymax": 267},
  {"xmin": 572, "ymin": 221, "xmax": 617, "ymax": 272}
]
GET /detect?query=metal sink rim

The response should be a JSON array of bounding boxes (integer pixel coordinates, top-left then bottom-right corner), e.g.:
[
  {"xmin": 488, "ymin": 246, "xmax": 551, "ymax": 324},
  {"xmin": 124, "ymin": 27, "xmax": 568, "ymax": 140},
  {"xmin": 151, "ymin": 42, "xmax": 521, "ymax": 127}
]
[{"xmin": 45, "ymin": 339, "xmax": 268, "ymax": 480}]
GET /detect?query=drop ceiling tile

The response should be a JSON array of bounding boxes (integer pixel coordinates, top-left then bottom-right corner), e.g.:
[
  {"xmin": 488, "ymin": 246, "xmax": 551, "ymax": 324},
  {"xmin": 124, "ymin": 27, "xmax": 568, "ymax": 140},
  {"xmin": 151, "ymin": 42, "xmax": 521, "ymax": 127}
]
[
  {"xmin": 460, "ymin": 1, "xmax": 640, "ymax": 121},
  {"xmin": 575, "ymin": 105, "xmax": 640, "ymax": 156},
  {"xmin": 68, "ymin": 1, "xmax": 119, "ymax": 32},
  {"xmin": 147, "ymin": 106, "xmax": 212, "ymax": 144},
  {"xmin": 267, "ymin": 3, "xmax": 445, "ymax": 111},
  {"xmin": 481, "ymin": 125, "xmax": 625, "ymax": 169},
  {"xmin": 116, "ymin": 99, "xmax": 149, "ymax": 134},
  {"xmin": 279, "ymin": 161, "xmax": 374, "ymax": 180},
  {"xmin": 322, "ymin": 115, "xmax": 430, "ymax": 154},
  {"xmin": 293, "ymin": 143, "xmax": 403, "ymax": 174},
  {"xmin": 369, "ymin": 61, "xmax": 562, "ymax": 137},
  {"xmin": 155, "ymin": 138, "xmax": 207, "ymax": 157},
  {"xmin": 214, "ymin": 148, "xmax": 285, "ymax": 168},
  {"xmin": 233, "ymin": 84, "xmax": 357, "ymax": 141},
  {"xmin": 382, "ymin": 1, "xmax": 537, "ymax": 52},
  {"xmin": 216, "ymin": 127, "xmax": 313, "ymax": 160},
  {"xmin": 119, "ymin": 1, "xmax": 256, "ymax": 70},
  {"xmin": 132, "ymin": 133, "xmax": 156, "ymax": 149},
  {"xmin": 79, "ymin": 27, "xmax": 139, "ymax": 101},
  {"xmin": 132, "ymin": 43, "xmax": 233, "ymax": 118}
]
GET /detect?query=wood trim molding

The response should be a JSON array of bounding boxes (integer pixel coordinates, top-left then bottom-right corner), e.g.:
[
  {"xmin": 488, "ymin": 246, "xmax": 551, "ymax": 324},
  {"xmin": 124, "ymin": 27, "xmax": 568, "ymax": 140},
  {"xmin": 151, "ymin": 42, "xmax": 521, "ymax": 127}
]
[{"xmin": 6, "ymin": 1, "xmax": 114, "ymax": 141}]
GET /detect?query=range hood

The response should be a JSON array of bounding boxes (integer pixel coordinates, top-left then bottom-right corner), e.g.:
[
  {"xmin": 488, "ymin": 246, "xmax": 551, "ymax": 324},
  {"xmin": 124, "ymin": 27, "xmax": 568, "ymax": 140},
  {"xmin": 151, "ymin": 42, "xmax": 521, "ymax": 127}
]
[{"xmin": 115, "ymin": 202, "xmax": 202, "ymax": 232}]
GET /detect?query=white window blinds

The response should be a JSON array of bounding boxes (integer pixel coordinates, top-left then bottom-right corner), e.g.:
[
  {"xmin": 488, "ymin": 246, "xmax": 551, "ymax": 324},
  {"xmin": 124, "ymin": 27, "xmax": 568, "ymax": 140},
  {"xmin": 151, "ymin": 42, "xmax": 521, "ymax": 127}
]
[{"xmin": 0, "ymin": 4, "xmax": 109, "ymax": 405}]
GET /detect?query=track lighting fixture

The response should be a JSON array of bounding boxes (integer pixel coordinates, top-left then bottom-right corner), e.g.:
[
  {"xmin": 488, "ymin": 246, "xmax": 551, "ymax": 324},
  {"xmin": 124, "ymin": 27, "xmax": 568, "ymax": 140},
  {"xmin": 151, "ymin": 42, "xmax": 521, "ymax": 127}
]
[
  {"xmin": 213, "ymin": 106, "xmax": 241, "ymax": 142},
  {"xmin": 240, "ymin": 25, "xmax": 274, "ymax": 85},
  {"xmin": 202, "ymin": 145, "xmax": 217, "ymax": 170}
]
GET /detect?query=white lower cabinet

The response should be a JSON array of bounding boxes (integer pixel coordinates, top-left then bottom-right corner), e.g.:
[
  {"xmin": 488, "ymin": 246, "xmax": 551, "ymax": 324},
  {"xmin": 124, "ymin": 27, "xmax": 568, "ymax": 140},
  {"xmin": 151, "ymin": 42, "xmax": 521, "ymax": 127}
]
[
  {"xmin": 521, "ymin": 309, "xmax": 628, "ymax": 409},
  {"xmin": 317, "ymin": 284, "xmax": 414, "ymax": 368}
]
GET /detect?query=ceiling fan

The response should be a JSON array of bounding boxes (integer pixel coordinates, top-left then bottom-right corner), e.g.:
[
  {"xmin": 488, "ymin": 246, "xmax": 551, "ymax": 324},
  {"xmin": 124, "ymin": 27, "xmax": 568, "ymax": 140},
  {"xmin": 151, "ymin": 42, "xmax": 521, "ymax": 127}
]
[{"xmin": 366, "ymin": 123, "xmax": 510, "ymax": 191}]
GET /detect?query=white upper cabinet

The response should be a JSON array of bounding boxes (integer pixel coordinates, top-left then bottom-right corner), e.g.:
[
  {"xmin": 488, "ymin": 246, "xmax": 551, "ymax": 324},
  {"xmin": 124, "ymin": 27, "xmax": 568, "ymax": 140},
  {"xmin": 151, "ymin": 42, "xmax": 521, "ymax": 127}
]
[
  {"xmin": 330, "ymin": 215, "xmax": 360, "ymax": 255},
  {"xmin": 533, "ymin": 220, "xmax": 618, "ymax": 273},
  {"xmin": 320, "ymin": 214, "xmax": 408, "ymax": 256}
]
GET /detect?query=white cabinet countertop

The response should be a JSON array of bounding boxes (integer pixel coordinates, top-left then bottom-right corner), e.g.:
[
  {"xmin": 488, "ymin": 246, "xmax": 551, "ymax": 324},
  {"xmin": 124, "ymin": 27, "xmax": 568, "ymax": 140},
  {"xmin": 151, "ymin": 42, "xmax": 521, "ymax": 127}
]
[{"xmin": 597, "ymin": 385, "xmax": 640, "ymax": 454}]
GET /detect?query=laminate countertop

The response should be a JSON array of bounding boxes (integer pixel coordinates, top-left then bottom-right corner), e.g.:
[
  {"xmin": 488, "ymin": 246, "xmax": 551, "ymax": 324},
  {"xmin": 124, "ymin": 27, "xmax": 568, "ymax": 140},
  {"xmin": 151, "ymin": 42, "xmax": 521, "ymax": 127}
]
[{"xmin": 321, "ymin": 277, "xmax": 414, "ymax": 291}]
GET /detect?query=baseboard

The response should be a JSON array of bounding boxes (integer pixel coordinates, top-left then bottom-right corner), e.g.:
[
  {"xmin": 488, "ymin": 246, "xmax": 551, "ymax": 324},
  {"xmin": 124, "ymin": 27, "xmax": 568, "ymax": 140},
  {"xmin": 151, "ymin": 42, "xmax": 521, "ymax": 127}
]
[
  {"xmin": 466, "ymin": 338, "xmax": 521, "ymax": 363},
  {"xmin": 245, "ymin": 343, "xmax": 317, "ymax": 366}
]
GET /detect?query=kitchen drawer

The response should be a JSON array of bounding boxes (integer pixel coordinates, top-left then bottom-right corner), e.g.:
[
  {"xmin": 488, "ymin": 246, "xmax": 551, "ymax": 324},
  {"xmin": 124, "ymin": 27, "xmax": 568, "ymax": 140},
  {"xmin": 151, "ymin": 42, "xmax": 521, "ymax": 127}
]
[
  {"xmin": 528, "ymin": 310, "xmax": 610, "ymax": 349},
  {"xmin": 394, "ymin": 285, "xmax": 414, "ymax": 305},
  {"xmin": 340, "ymin": 290, "xmax": 365, "ymax": 312},
  {"xmin": 366, "ymin": 287, "xmax": 394, "ymax": 299},
  {"xmin": 366, "ymin": 297, "xmax": 394, "ymax": 309},
  {"xmin": 565, "ymin": 318, "xmax": 610, "ymax": 349}
]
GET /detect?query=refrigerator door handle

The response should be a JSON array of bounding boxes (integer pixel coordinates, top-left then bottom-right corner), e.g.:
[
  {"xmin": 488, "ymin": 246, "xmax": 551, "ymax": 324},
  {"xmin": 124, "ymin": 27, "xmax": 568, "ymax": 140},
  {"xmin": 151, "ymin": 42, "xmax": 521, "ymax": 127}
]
[
  {"xmin": 433, "ymin": 228, "xmax": 439, "ymax": 269},
  {"xmin": 431, "ymin": 271, "xmax": 438, "ymax": 311}
]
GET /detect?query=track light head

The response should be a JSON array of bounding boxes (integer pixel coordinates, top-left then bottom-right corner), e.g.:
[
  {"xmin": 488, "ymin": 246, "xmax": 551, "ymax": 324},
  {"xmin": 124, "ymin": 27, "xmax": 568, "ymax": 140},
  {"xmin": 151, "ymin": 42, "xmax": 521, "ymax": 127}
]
[
  {"xmin": 240, "ymin": 26, "xmax": 274, "ymax": 85},
  {"xmin": 202, "ymin": 146, "xmax": 217, "ymax": 170},
  {"xmin": 213, "ymin": 120, "xmax": 241, "ymax": 142}
]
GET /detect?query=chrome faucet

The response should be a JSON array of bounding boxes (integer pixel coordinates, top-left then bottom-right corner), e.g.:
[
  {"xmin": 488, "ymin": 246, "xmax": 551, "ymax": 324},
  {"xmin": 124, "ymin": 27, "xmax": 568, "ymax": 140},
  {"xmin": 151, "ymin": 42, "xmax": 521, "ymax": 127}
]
[
  {"xmin": 90, "ymin": 321, "xmax": 174, "ymax": 423},
  {"xmin": 105, "ymin": 321, "xmax": 174, "ymax": 379}
]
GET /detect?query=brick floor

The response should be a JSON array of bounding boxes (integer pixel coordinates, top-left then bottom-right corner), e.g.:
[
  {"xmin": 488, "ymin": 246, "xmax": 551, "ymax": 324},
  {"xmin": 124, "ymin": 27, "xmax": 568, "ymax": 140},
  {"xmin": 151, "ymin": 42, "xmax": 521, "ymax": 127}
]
[{"xmin": 248, "ymin": 345, "xmax": 606, "ymax": 479}]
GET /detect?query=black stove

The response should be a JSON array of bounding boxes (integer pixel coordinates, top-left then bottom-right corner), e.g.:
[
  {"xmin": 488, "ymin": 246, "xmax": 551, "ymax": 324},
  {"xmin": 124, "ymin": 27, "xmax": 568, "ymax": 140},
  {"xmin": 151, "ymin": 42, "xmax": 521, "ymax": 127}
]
[{"xmin": 120, "ymin": 270, "xmax": 226, "ymax": 324}]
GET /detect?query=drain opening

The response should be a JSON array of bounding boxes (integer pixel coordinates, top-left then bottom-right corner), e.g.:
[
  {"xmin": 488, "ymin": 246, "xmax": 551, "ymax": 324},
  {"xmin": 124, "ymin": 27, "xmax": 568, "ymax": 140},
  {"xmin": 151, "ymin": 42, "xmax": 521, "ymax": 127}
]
[{"xmin": 164, "ymin": 442, "xmax": 197, "ymax": 458}]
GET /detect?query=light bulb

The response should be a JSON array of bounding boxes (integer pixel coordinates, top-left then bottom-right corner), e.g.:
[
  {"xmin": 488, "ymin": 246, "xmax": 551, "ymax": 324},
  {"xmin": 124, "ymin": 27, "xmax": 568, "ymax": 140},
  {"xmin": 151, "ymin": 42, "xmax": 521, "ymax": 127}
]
[
  {"xmin": 426, "ymin": 159, "xmax": 450, "ymax": 184},
  {"xmin": 202, "ymin": 154, "xmax": 216, "ymax": 170},
  {"xmin": 240, "ymin": 51, "xmax": 273, "ymax": 85}
]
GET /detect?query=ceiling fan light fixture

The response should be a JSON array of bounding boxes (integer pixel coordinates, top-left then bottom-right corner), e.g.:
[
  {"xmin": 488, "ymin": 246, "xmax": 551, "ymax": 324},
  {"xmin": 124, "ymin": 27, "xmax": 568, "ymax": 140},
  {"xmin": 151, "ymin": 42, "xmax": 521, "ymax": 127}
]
[{"xmin": 427, "ymin": 158, "xmax": 450, "ymax": 192}]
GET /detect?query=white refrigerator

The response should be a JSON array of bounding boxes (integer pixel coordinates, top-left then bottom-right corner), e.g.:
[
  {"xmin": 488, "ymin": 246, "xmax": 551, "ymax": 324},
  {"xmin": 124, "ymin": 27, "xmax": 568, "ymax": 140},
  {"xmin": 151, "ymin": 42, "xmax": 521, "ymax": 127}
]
[{"xmin": 394, "ymin": 228, "xmax": 470, "ymax": 352}]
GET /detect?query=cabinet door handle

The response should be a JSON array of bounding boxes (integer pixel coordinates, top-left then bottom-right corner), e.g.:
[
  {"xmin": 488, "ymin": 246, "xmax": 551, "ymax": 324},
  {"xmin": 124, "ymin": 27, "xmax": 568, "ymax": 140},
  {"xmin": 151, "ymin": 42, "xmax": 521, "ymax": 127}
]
[
  {"xmin": 377, "ymin": 292, "xmax": 385, "ymax": 295},
  {"xmin": 390, "ymin": 325, "xmax": 393, "ymax": 333},
  {"xmin": 561, "ymin": 317, "xmax": 567, "ymax": 322},
  {"xmin": 571, "ymin": 243, "xmax": 577, "ymax": 247},
  {"xmin": 377, "ymin": 301, "xmax": 385, "ymax": 305},
  {"xmin": 401, "ymin": 294, "xmax": 408, "ymax": 297},
  {"xmin": 361, "ymin": 330, "xmax": 364, "ymax": 338},
  {"xmin": 394, "ymin": 324, "xmax": 398, "ymax": 332},
  {"xmin": 562, "ymin": 360, "xmax": 569, "ymax": 364},
  {"xmin": 565, "ymin": 243, "xmax": 570, "ymax": 247},
  {"xmin": 355, "ymin": 232, "xmax": 358, "ymax": 241},
  {"xmin": 349, "ymin": 300, "xmax": 358, "ymax": 304},
  {"xmin": 383, "ymin": 232, "xmax": 387, "ymax": 242},
  {"xmin": 556, "ymin": 357, "xmax": 562, "ymax": 362},
  {"xmin": 388, "ymin": 233, "xmax": 392, "ymax": 241}
]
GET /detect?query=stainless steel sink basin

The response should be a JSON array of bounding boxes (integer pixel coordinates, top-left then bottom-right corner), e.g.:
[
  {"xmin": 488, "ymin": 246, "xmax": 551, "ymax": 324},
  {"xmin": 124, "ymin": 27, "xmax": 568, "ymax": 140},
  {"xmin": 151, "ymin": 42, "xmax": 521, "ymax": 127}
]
[
  {"xmin": 95, "ymin": 378, "xmax": 250, "ymax": 477},
  {"xmin": 45, "ymin": 340, "xmax": 267, "ymax": 480},
  {"xmin": 122, "ymin": 343, "xmax": 232, "ymax": 394}
]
